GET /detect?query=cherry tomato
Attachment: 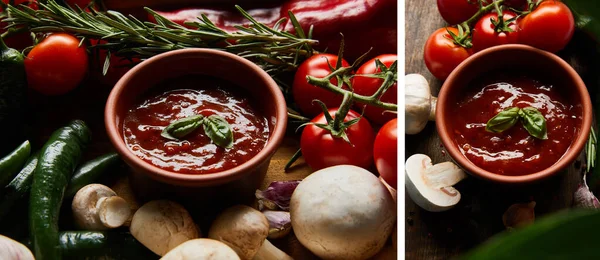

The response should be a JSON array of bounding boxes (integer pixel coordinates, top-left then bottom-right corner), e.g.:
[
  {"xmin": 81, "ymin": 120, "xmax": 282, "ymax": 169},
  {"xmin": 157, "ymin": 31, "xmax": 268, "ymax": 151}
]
[
  {"xmin": 352, "ymin": 54, "xmax": 398, "ymax": 125},
  {"xmin": 374, "ymin": 118, "xmax": 398, "ymax": 189},
  {"xmin": 424, "ymin": 27, "xmax": 472, "ymax": 80},
  {"xmin": 300, "ymin": 108, "xmax": 375, "ymax": 171},
  {"xmin": 519, "ymin": 1, "xmax": 574, "ymax": 53},
  {"xmin": 472, "ymin": 11, "xmax": 519, "ymax": 52},
  {"xmin": 293, "ymin": 54, "xmax": 350, "ymax": 117},
  {"xmin": 437, "ymin": 0, "xmax": 489, "ymax": 25},
  {"xmin": 25, "ymin": 33, "xmax": 89, "ymax": 95}
]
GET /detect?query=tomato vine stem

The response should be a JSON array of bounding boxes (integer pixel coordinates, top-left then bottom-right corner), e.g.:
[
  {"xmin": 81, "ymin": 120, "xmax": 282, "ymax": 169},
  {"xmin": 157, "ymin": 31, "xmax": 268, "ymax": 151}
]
[{"xmin": 306, "ymin": 66, "xmax": 398, "ymax": 111}]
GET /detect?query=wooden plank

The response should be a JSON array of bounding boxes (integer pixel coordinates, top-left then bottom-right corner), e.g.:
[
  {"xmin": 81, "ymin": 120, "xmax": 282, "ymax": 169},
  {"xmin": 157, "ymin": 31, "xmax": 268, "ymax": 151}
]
[{"xmin": 404, "ymin": 0, "xmax": 596, "ymax": 259}]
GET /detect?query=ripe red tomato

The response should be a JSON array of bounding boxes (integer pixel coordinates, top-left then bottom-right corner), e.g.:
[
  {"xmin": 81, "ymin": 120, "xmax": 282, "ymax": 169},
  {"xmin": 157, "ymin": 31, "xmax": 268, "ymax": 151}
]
[
  {"xmin": 437, "ymin": 0, "xmax": 489, "ymax": 25},
  {"xmin": 352, "ymin": 54, "xmax": 398, "ymax": 125},
  {"xmin": 472, "ymin": 11, "xmax": 519, "ymax": 52},
  {"xmin": 374, "ymin": 118, "xmax": 398, "ymax": 189},
  {"xmin": 25, "ymin": 33, "xmax": 89, "ymax": 95},
  {"xmin": 424, "ymin": 27, "xmax": 472, "ymax": 80},
  {"xmin": 293, "ymin": 54, "xmax": 350, "ymax": 117},
  {"xmin": 519, "ymin": 1, "xmax": 574, "ymax": 53},
  {"xmin": 300, "ymin": 108, "xmax": 375, "ymax": 171}
]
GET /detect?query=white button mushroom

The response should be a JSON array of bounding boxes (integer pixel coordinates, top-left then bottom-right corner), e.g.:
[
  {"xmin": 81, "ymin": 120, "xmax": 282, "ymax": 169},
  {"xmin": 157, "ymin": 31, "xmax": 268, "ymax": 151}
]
[
  {"xmin": 130, "ymin": 200, "xmax": 200, "ymax": 256},
  {"xmin": 405, "ymin": 154, "xmax": 467, "ymax": 212},
  {"xmin": 160, "ymin": 238, "xmax": 240, "ymax": 260},
  {"xmin": 405, "ymin": 73, "xmax": 436, "ymax": 134},
  {"xmin": 71, "ymin": 184, "xmax": 132, "ymax": 230},
  {"xmin": 290, "ymin": 165, "xmax": 397, "ymax": 260},
  {"xmin": 208, "ymin": 205, "xmax": 292, "ymax": 260}
]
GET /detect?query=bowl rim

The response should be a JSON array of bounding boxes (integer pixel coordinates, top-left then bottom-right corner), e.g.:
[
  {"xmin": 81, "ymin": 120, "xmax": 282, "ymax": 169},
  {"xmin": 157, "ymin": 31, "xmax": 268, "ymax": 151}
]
[
  {"xmin": 104, "ymin": 48, "xmax": 288, "ymax": 187},
  {"xmin": 436, "ymin": 44, "xmax": 592, "ymax": 184}
]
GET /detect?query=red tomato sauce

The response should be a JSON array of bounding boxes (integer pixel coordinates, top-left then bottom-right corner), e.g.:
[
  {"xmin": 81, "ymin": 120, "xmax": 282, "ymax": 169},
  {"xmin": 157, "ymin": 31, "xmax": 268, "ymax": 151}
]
[
  {"xmin": 452, "ymin": 72, "xmax": 582, "ymax": 176},
  {"xmin": 123, "ymin": 76, "xmax": 269, "ymax": 174}
]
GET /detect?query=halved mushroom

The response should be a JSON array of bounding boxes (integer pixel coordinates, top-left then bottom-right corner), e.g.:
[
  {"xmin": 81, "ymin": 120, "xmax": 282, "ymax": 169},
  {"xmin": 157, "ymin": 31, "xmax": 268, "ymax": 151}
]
[
  {"xmin": 130, "ymin": 200, "xmax": 199, "ymax": 256},
  {"xmin": 72, "ymin": 184, "xmax": 131, "ymax": 230},
  {"xmin": 161, "ymin": 239, "xmax": 240, "ymax": 260},
  {"xmin": 208, "ymin": 205, "xmax": 292, "ymax": 260},
  {"xmin": 405, "ymin": 74, "xmax": 436, "ymax": 135},
  {"xmin": 405, "ymin": 154, "xmax": 466, "ymax": 212}
]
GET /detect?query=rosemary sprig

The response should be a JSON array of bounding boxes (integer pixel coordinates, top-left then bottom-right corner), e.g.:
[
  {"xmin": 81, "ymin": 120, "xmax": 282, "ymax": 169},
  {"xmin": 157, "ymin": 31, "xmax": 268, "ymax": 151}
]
[
  {"xmin": 587, "ymin": 126, "xmax": 597, "ymax": 172},
  {"xmin": 2, "ymin": 0, "xmax": 318, "ymax": 75}
]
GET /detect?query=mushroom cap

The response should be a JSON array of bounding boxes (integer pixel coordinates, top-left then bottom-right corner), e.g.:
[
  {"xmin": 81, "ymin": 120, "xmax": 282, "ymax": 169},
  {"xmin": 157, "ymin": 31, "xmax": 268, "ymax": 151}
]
[
  {"xmin": 290, "ymin": 165, "xmax": 396, "ymax": 260},
  {"xmin": 161, "ymin": 239, "xmax": 240, "ymax": 260},
  {"xmin": 405, "ymin": 154, "xmax": 466, "ymax": 212},
  {"xmin": 208, "ymin": 205, "xmax": 269, "ymax": 260},
  {"xmin": 72, "ymin": 184, "xmax": 118, "ymax": 230},
  {"xmin": 130, "ymin": 200, "xmax": 199, "ymax": 256},
  {"xmin": 405, "ymin": 73, "xmax": 433, "ymax": 134}
]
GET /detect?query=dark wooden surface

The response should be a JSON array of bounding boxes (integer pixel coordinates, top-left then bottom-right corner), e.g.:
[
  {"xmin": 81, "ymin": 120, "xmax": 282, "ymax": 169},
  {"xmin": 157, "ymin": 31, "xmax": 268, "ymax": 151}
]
[{"xmin": 405, "ymin": 1, "xmax": 600, "ymax": 259}]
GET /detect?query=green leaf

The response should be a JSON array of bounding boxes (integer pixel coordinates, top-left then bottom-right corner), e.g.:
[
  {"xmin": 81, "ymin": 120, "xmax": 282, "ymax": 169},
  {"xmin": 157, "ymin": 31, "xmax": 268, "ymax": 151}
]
[
  {"xmin": 461, "ymin": 210, "xmax": 600, "ymax": 260},
  {"xmin": 519, "ymin": 107, "xmax": 548, "ymax": 140},
  {"xmin": 485, "ymin": 107, "xmax": 520, "ymax": 133},
  {"xmin": 161, "ymin": 115, "xmax": 204, "ymax": 141},
  {"xmin": 202, "ymin": 115, "xmax": 234, "ymax": 149}
]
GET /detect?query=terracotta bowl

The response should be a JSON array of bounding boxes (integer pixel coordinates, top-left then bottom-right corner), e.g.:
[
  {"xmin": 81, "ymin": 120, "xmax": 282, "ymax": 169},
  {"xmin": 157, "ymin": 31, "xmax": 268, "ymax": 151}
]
[
  {"xmin": 437, "ymin": 44, "xmax": 592, "ymax": 184},
  {"xmin": 105, "ymin": 49, "xmax": 287, "ymax": 206}
]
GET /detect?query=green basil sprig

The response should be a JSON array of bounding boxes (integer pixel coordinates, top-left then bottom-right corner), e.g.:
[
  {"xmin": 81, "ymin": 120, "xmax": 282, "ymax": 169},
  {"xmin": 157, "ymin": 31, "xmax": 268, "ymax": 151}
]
[
  {"xmin": 485, "ymin": 107, "xmax": 548, "ymax": 140},
  {"xmin": 161, "ymin": 115, "xmax": 234, "ymax": 148}
]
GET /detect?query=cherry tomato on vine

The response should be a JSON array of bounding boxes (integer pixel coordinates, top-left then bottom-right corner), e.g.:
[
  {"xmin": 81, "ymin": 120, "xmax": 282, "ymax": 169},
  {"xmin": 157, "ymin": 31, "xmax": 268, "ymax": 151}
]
[
  {"xmin": 374, "ymin": 118, "xmax": 398, "ymax": 189},
  {"xmin": 437, "ymin": 0, "xmax": 489, "ymax": 25},
  {"xmin": 519, "ymin": 1, "xmax": 574, "ymax": 53},
  {"xmin": 300, "ymin": 108, "xmax": 375, "ymax": 171},
  {"xmin": 25, "ymin": 33, "xmax": 89, "ymax": 95},
  {"xmin": 424, "ymin": 27, "xmax": 472, "ymax": 80},
  {"xmin": 352, "ymin": 54, "xmax": 398, "ymax": 125},
  {"xmin": 293, "ymin": 54, "xmax": 350, "ymax": 117},
  {"xmin": 472, "ymin": 11, "xmax": 519, "ymax": 52}
]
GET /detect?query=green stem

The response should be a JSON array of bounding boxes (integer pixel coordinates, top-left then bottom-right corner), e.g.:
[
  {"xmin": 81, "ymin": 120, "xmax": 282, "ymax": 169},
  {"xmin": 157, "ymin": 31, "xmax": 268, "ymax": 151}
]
[
  {"xmin": 461, "ymin": 0, "xmax": 505, "ymax": 26},
  {"xmin": 287, "ymin": 112, "xmax": 310, "ymax": 122},
  {"xmin": 368, "ymin": 70, "xmax": 396, "ymax": 101},
  {"xmin": 306, "ymin": 67, "xmax": 398, "ymax": 111},
  {"xmin": 284, "ymin": 149, "xmax": 302, "ymax": 172},
  {"xmin": 333, "ymin": 92, "xmax": 353, "ymax": 131}
]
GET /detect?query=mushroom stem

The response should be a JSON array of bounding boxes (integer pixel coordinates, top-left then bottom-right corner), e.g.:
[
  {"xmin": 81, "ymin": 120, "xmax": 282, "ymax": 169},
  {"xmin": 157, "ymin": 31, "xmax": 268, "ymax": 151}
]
[
  {"xmin": 97, "ymin": 196, "xmax": 131, "ymax": 228},
  {"xmin": 428, "ymin": 97, "xmax": 437, "ymax": 121},
  {"xmin": 252, "ymin": 239, "xmax": 293, "ymax": 260}
]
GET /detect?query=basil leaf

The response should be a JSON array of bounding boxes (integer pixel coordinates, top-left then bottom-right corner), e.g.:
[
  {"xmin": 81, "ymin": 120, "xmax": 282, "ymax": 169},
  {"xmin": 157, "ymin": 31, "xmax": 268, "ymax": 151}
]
[
  {"xmin": 519, "ymin": 107, "xmax": 548, "ymax": 140},
  {"xmin": 485, "ymin": 107, "xmax": 520, "ymax": 133},
  {"xmin": 161, "ymin": 115, "xmax": 204, "ymax": 141},
  {"xmin": 202, "ymin": 115, "xmax": 234, "ymax": 149}
]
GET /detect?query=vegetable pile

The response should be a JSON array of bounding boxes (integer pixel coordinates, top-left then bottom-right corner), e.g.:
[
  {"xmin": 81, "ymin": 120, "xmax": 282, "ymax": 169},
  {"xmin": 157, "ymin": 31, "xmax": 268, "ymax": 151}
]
[{"xmin": 0, "ymin": 0, "xmax": 398, "ymax": 259}]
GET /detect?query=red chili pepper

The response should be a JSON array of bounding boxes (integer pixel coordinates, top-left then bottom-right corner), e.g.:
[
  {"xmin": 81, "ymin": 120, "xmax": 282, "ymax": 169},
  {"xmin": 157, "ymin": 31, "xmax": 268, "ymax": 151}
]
[
  {"xmin": 281, "ymin": 0, "xmax": 397, "ymax": 60},
  {"xmin": 147, "ymin": 0, "xmax": 397, "ymax": 61}
]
